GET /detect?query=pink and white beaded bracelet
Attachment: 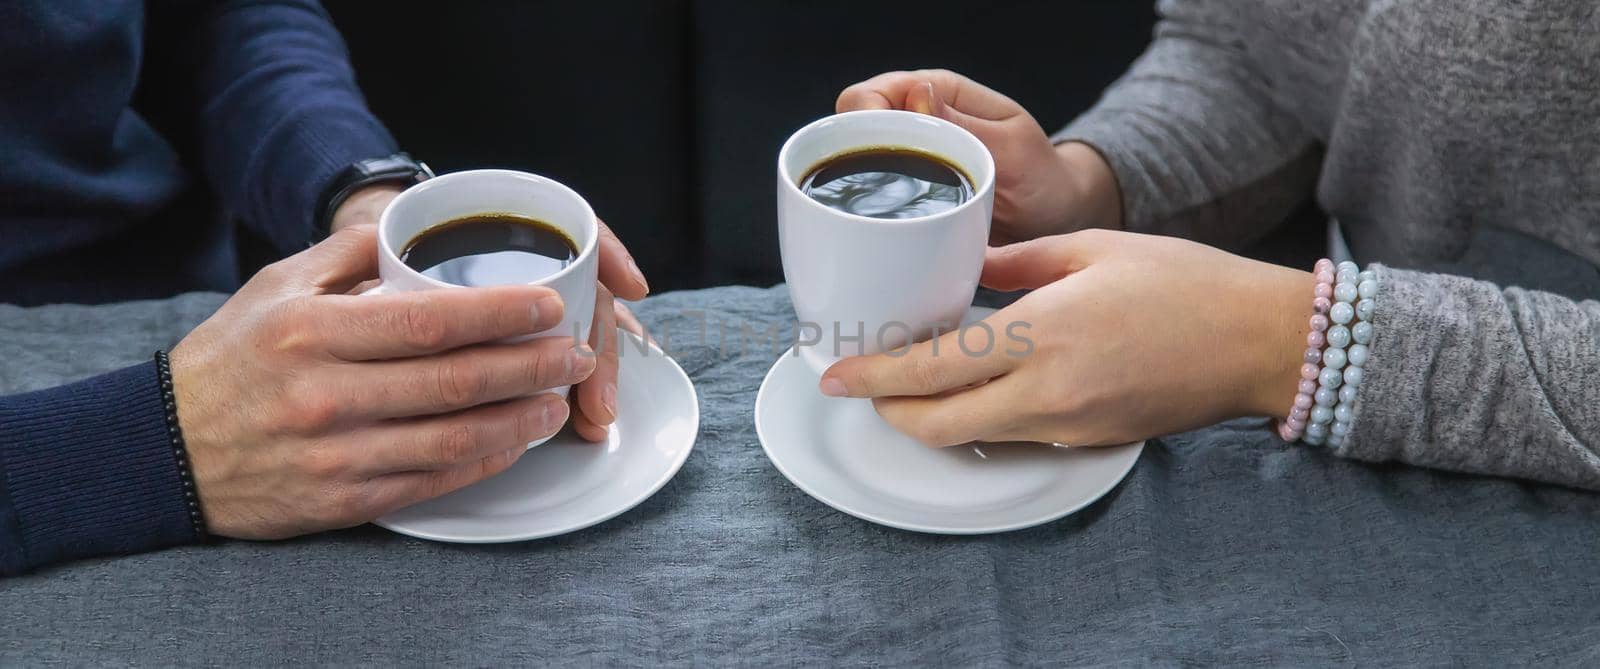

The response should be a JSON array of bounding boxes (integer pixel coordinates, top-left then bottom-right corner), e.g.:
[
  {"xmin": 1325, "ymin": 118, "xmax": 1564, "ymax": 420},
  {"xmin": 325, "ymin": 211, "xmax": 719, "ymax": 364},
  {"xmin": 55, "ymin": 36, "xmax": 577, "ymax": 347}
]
[
  {"xmin": 1277, "ymin": 258, "xmax": 1378, "ymax": 446},
  {"xmin": 1276, "ymin": 259, "xmax": 1336, "ymax": 442}
]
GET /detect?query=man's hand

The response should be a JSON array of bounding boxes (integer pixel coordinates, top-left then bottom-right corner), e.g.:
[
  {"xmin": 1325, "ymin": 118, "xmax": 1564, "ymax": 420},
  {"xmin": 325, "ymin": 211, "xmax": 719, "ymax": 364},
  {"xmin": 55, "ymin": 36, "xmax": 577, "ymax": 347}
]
[
  {"xmin": 836, "ymin": 69, "xmax": 1123, "ymax": 243},
  {"xmin": 328, "ymin": 183, "xmax": 651, "ymax": 443},
  {"xmin": 171, "ymin": 225, "xmax": 597, "ymax": 539},
  {"xmin": 329, "ymin": 183, "xmax": 406, "ymax": 235}
]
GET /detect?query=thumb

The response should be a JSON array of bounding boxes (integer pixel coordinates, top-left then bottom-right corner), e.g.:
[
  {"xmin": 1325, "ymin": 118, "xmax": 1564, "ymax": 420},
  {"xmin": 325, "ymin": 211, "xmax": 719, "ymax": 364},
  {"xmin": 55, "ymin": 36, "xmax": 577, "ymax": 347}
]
[
  {"xmin": 905, "ymin": 81, "xmax": 1021, "ymax": 166},
  {"xmin": 906, "ymin": 81, "xmax": 988, "ymax": 134},
  {"xmin": 274, "ymin": 223, "xmax": 381, "ymax": 294},
  {"xmin": 979, "ymin": 232, "xmax": 1106, "ymax": 291}
]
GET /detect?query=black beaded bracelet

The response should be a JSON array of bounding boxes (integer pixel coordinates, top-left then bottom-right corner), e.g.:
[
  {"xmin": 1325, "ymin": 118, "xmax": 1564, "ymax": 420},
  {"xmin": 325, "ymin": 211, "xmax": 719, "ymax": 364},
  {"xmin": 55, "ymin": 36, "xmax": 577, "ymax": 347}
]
[{"xmin": 155, "ymin": 350, "xmax": 208, "ymax": 539}]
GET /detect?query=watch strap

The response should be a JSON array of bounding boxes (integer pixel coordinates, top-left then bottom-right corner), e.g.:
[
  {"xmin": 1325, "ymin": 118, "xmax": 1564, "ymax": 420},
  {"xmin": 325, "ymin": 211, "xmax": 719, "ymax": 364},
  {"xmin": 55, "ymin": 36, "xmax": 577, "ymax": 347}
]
[{"xmin": 314, "ymin": 152, "xmax": 433, "ymax": 242}]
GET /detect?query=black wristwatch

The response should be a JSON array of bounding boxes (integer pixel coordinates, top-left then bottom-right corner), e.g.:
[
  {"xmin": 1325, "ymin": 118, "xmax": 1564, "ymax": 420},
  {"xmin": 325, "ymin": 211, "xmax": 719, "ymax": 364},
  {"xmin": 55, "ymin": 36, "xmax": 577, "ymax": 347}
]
[{"xmin": 314, "ymin": 152, "xmax": 434, "ymax": 240}]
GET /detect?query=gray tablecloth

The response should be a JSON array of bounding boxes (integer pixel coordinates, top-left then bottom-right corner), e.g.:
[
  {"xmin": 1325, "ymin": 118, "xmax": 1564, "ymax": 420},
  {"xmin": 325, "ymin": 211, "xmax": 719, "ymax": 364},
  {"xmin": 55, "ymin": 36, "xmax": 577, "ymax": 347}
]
[{"xmin": 2, "ymin": 286, "xmax": 1598, "ymax": 666}]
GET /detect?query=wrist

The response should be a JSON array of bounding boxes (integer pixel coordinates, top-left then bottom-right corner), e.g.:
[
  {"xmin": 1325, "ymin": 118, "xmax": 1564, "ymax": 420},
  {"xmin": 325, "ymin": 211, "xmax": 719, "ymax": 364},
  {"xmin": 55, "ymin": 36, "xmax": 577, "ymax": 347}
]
[
  {"xmin": 1242, "ymin": 265, "xmax": 1319, "ymax": 418},
  {"xmin": 1053, "ymin": 141, "xmax": 1124, "ymax": 232},
  {"xmin": 329, "ymin": 183, "xmax": 404, "ymax": 234}
]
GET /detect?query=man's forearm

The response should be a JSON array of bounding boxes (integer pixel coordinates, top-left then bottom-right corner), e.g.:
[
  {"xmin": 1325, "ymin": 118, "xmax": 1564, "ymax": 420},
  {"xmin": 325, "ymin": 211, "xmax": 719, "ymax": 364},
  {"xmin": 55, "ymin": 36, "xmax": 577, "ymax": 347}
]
[{"xmin": 187, "ymin": 0, "xmax": 398, "ymax": 254}]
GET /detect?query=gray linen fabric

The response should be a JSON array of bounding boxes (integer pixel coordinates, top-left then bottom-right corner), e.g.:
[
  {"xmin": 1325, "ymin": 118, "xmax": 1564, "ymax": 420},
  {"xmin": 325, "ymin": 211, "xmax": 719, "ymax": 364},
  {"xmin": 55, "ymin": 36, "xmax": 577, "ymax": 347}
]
[
  {"xmin": 1056, "ymin": 0, "xmax": 1600, "ymax": 487},
  {"xmin": 2, "ymin": 287, "xmax": 1599, "ymax": 666}
]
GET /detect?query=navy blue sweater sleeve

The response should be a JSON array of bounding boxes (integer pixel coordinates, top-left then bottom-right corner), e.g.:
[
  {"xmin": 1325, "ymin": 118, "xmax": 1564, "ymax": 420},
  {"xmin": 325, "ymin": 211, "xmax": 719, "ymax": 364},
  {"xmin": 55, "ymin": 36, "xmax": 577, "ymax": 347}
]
[
  {"xmin": 190, "ymin": 0, "xmax": 399, "ymax": 254},
  {"xmin": 0, "ymin": 362, "xmax": 198, "ymax": 576}
]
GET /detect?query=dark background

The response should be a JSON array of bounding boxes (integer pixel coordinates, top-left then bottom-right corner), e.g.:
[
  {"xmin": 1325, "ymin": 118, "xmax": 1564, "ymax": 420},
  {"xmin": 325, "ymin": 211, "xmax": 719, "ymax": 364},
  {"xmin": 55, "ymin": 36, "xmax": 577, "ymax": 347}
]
[{"xmin": 321, "ymin": 1, "xmax": 1169, "ymax": 292}]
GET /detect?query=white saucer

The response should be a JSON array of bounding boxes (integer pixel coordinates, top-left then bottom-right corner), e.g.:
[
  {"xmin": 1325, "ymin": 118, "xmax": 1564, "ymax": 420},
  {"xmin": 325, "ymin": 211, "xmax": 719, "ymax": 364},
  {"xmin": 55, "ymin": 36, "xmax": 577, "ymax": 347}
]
[
  {"xmin": 755, "ymin": 308, "xmax": 1143, "ymax": 535},
  {"xmin": 376, "ymin": 330, "xmax": 698, "ymax": 543}
]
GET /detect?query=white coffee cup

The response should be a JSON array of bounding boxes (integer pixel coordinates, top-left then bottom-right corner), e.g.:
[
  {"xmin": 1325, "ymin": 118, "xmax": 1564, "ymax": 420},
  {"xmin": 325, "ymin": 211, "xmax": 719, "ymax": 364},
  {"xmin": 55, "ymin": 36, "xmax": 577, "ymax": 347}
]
[
  {"xmin": 777, "ymin": 110, "xmax": 996, "ymax": 376},
  {"xmin": 373, "ymin": 169, "xmax": 598, "ymax": 447}
]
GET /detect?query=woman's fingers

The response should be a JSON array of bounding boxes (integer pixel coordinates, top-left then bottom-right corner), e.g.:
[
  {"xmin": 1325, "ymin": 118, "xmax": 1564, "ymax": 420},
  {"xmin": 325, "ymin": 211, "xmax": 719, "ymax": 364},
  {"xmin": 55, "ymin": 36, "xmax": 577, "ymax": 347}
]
[
  {"xmin": 819, "ymin": 320, "xmax": 1021, "ymax": 398},
  {"xmin": 980, "ymin": 229, "xmax": 1118, "ymax": 291},
  {"xmin": 836, "ymin": 69, "xmax": 1020, "ymax": 121},
  {"xmin": 871, "ymin": 375, "xmax": 1027, "ymax": 448}
]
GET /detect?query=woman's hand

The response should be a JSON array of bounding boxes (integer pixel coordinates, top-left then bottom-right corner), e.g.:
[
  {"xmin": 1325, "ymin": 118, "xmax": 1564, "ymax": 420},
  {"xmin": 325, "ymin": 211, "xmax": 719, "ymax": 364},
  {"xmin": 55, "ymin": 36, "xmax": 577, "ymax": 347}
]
[
  {"xmin": 836, "ymin": 69, "xmax": 1122, "ymax": 243},
  {"xmin": 818, "ymin": 229, "xmax": 1314, "ymax": 447},
  {"xmin": 329, "ymin": 183, "xmax": 651, "ymax": 443},
  {"xmin": 172, "ymin": 225, "xmax": 599, "ymax": 540}
]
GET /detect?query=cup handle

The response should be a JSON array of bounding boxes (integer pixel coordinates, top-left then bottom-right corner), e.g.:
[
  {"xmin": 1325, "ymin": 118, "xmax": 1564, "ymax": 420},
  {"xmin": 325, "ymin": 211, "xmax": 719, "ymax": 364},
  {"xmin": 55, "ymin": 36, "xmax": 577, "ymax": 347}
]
[{"xmin": 359, "ymin": 283, "xmax": 388, "ymax": 297}]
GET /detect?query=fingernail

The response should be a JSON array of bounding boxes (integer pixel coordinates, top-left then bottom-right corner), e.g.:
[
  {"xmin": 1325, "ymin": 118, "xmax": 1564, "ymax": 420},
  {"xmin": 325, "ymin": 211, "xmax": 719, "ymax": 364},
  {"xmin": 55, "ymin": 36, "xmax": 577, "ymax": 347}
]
[
  {"xmin": 540, "ymin": 397, "xmax": 570, "ymax": 432},
  {"xmin": 572, "ymin": 345, "xmax": 597, "ymax": 377},
  {"xmin": 912, "ymin": 82, "xmax": 936, "ymax": 115},
  {"xmin": 532, "ymin": 294, "xmax": 562, "ymax": 327},
  {"xmin": 627, "ymin": 256, "xmax": 649, "ymax": 294},
  {"xmin": 819, "ymin": 377, "xmax": 847, "ymax": 397},
  {"xmin": 602, "ymin": 382, "xmax": 617, "ymax": 422},
  {"xmin": 540, "ymin": 399, "xmax": 557, "ymax": 430}
]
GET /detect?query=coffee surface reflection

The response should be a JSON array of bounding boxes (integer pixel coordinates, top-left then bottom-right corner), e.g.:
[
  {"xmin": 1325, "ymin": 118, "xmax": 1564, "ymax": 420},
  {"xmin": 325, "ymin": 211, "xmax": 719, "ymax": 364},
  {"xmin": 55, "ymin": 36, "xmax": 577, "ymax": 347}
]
[
  {"xmin": 798, "ymin": 147, "xmax": 972, "ymax": 219},
  {"xmin": 400, "ymin": 214, "xmax": 577, "ymax": 287}
]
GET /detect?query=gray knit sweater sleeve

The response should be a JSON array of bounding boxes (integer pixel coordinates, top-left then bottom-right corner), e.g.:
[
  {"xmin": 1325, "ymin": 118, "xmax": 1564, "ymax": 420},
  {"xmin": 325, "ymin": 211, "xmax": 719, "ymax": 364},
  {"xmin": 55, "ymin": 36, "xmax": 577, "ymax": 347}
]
[
  {"xmin": 1051, "ymin": 0, "xmax": 1600, "ymax": 489},
  {"xmin": 1344, "ymin": 268, "xmax": 1600, "ymax": 489},
  {"xmin": 1052, "ymin": 0, "xmax": 1321, "ymax": 248}
]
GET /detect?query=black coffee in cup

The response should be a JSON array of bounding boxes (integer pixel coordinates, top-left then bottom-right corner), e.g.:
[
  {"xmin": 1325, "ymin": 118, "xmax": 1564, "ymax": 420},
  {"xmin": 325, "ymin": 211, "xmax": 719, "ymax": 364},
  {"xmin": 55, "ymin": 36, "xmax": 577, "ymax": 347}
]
[
  {"xmin": 400, "ymin": 213, "xmax": 577, "ymax": 287},
  {"xmin": 798, "ymin": 146, "xmax": 973, "ymax": 219}
]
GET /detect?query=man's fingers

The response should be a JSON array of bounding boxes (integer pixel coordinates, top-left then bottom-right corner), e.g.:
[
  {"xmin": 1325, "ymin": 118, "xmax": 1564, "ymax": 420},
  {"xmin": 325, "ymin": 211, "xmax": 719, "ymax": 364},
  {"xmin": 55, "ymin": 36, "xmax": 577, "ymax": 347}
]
[
  {"xmin": 261, "ymin": 224, "xmax": 380, "ymax": 294},
  {"xmin": 980, "ymin": 230, "xmax": 1111, "ymax": 292},
  {"xmin": 575, "ymin": 285, "xmax": 620, "ymax": 436},
  {"xmin": 356, "ymin": 393, "xmax": 567, "ymax": 473},
  {"xmin": 365, "ymin": 445, "xmax": 531, "ymax": 514},
  {"xmin": 314, "ymin": 285, "xmax": 564, "ymax": 360},
  {"xmin": 596, "ymin": 218, "xmax": 648, "ymax": 301},
  {"xmin": 613, "ymin": 300, "xmax": 649, "ymax": 341},
  {"xmin": 340, "ymin": 336, "xmax": 594, "ymax": 419},
  {"xmin": 571, "ymin": 408, "xmax": 610, "ymax": 443},
  {"xmin": 871, "ymin": 375, "xmax": 1025, "ymax": 448},
  {"xmin": 819, "ymin": 321, "xmax": 1020, "ymax": 398}
]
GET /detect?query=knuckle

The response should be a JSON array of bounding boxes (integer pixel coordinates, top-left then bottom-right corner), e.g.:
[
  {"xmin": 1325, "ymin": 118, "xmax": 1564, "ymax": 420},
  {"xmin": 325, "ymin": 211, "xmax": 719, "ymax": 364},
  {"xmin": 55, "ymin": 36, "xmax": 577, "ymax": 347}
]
[
  {"xmin": 324, "ymin": 485, "xmax": 369, "ymax": 523},
  {"xmin": 1072, "ymin": 227, "xmax": 1114, "ymax": 245},
  {"xmin": 512, "ymin": 405, "xmax": 537, "ymax": 443},
  {"xmin": 268, "ymin": 302, "xmax": 320, "ymax": 355},
  {"xmin": 907, "ymin": 357, "xmax": 946, "ymax": 391},
  {"xmin": 1049, "ymin": 390, "xmax": 1088, "ymax": 418},
  {"xmin": 434, "ymin": 360, "xmax": 489, "ymax": 407},
  {"xmin": 432, "ymin": 422, "xmax": 480, "ymax": 464},
  {"xmin": 297, "ymin": 447, "xmax": 350, "ymax": 480},
  {"xmin": 418, "ymin": 471, "xmax": 458, "ymax": 501},
  {"xmin": 526, "ymin": 347, "xmax": 564, "ymax": 387},
  {"xmin": 284, "ymin": 388, "xmax": 341, "ymax": 433},
  {"xmin": 255, "ymin": 258, "xmax": 295, "ymax": 283},
  {"xmin": 398, "ymin": 302, "xmax": 449, "ymax": 350}
]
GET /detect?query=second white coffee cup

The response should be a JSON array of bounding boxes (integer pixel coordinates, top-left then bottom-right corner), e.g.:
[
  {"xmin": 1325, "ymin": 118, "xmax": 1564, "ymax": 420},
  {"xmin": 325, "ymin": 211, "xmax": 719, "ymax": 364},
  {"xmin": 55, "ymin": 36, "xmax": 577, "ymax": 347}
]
[
  {"xmin": 777, "ymin": 109, "xmax": 996, "ymax": 376},
  {"xmin": 374, "ymin": 169, "xmax": 599, "ymax": 447}
]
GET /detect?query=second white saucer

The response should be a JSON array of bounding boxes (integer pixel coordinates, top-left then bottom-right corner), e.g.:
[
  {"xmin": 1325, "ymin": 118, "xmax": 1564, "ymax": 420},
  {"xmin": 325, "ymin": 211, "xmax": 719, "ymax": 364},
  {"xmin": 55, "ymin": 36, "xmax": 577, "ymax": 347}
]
[{"xmin": 755, "ymin": 308, "xmax": 1143, "ymax": 534}]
